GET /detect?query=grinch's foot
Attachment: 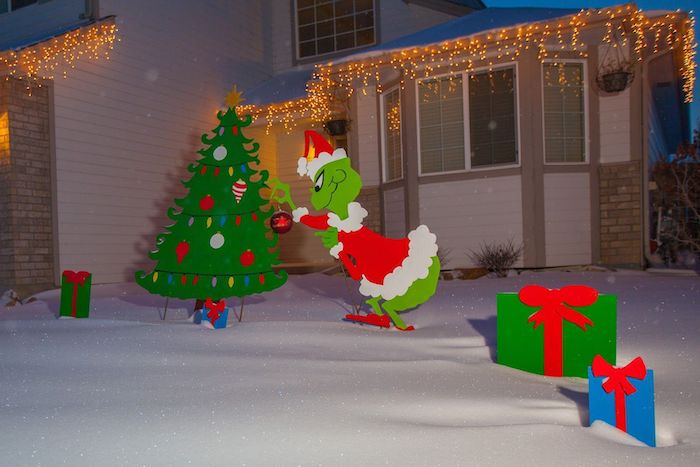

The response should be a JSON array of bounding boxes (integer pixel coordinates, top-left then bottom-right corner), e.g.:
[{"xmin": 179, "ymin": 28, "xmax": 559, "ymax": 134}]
[
  {"xmin": 344, "ymin": 313, "xmax": 390, "ymax": 328},
  {"xmin": 395, "ymin": 324, "xmax": 415, "ymax": 332}
]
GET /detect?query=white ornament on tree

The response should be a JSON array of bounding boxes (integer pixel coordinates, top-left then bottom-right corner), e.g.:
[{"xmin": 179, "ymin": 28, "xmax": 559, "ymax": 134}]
[
  {"xmin": 210, "ymin": 232, "xmax": 225, "ymax": 249},
  {"xmin": 213, "ymin": 145, "xmax": 227, "ymax": 161}
]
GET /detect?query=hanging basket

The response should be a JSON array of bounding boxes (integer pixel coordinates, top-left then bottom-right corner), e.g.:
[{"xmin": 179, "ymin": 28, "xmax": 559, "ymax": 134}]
[
  {"xmin": 597, "ymin": 70, "xmax": 634, "ymax": 93},
  {"xmin": 324, "ymin": 119, "xmax": 349, "ymax": 136}
]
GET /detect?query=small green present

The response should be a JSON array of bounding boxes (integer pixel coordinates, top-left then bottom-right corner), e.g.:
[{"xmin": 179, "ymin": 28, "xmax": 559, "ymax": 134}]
[
  {"xmin": 59, "ymin": 270, "xmax": 92, "ymax": 318},
  {"xmin": 496, "ymin": 285, "xmax": 616, "ymax": 377}
]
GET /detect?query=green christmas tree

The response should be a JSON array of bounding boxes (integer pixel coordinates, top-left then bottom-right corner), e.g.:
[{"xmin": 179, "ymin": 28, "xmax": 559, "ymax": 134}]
[{"xmin": 136, "ymin": 88, "xmax": 287, "ymax": 300}]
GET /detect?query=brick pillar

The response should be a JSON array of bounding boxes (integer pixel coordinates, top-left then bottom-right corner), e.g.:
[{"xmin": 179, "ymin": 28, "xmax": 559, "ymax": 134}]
[
  {"xmin": 599, "ymin": 161, "xmax": 643, "ymax": 267},
  {"xmin": 0, "ymin": 78, "xmax": 55, "ymax": 296}
]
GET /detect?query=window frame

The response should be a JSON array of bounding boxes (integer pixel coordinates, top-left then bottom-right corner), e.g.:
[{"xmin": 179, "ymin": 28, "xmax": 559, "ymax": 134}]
[
  {"xmin": 380, "ymin": 85, "xmax": 404, "ymax": 182},
  {"xmin": 293, "ymin": 0, "xmax": 378, "ymax": 62},
  {"xmin": 1, "ymin": 0, "xmax": 40, "ymax": 14},
  {"xmin": 415, "ymin": 62, "xmax": 521, "ymax": 177},
  {"xmin": 541, "ymin": 59, "xmax": 590, "ymax": 165}
]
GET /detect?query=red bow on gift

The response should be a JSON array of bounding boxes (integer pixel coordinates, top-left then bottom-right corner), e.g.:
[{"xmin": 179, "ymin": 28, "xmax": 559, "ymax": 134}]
[
  {"xmin": 592, "ymin": 355, "xmax": 647, "ymax": 432},
  {"xmin": 204, "ymin": 298, "xmax": 226, "ymax": 325},
  {"xmin": 519, "ymin": 285, "xmax": 598, "ymax": 376},
  {"xmin": 63, "ymin": 270, "xmax": 91, "ymax": 317}
]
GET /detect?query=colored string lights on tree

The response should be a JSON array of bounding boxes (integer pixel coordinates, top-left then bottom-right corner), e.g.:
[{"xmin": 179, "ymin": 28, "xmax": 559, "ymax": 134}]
[
  {"xmin": 0, "ymin": 18, "xmax": 118, "ymax": 90},
  {"xmin": 241, "ymin": 5, "xmax": 696, "ymax": 133}
]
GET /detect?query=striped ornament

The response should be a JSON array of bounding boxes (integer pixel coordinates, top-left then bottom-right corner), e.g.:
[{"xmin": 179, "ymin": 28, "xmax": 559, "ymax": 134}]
[{"xmin": 232, "ymin": 179, "xmax": 247, "ymax": 203}]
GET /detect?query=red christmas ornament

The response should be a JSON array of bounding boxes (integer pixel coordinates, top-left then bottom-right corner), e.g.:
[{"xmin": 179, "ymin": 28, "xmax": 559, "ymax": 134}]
[
  {"xmin": 214, "ymin": 167, "xmax": 220, "ymax": 177},
  {"xmin": 199, "ymin": 194, "xmax": 214, "ymax": 211},
  {"xmin": 240, "ymin": 249, "xmax": 255, "ymax": 267},
  {"xmin": 232, "ymin": 126, "xmax": 238, "ymax": 135},
  {"xmin": 201, "ymin": 165, "xmax": 207, "ymax": 175},
  {"xmin": 175, "ymin": 241, "xmax": 189, "ymax": 264},
  {"xmin": 270, "ymin": 210, "xmax": 293, "ymax": 234},
  {"xmin": 181, "ymin": 275, "xmax": 187, "ymax": 285},
  {"xmin": 259, "ymin": 274, "xmax": 265, "ymax": 285}
]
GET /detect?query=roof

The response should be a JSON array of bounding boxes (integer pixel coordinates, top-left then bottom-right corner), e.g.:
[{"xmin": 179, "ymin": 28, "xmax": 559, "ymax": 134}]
[
  {"xmin": 0, "ymin": 19, "xmax": 93, "ymax": 51},
  {"xmin": 246, "ymin": 6, "xmax": 583, "ymax": 106}
]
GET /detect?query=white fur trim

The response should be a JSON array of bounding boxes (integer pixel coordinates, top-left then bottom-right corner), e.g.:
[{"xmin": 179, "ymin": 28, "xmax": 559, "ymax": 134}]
[
  {"xmin": 292, "ymin": 207, "xmax": 309, "ymax": 223},
  {"xmin": 358, "ymin": 225, "xmax": 438, "ymax": 300},
  {"xmin": 297, "ymin": 148, "xmax": 347, "ymax": 179},
  {"xmin": 329, "ymin": 242, "xmax": 344, "ymax": 259},
  {"xmin": 327, "ymin": 202, "xmax": 367, "ymax": 233}
]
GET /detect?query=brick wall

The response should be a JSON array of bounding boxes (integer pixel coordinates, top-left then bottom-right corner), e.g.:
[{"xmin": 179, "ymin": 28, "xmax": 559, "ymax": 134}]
[
  {"xmin": 599, "ymin": 161, "xmax": 643, "ymax": 267},
  {"xmin": 0, "ymin": 78, "xmax": 55, "ymax": 296}
]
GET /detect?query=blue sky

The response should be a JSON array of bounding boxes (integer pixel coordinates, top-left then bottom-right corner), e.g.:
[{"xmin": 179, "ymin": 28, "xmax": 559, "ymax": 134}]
[{"xmin": 486, "ymin": 0, "xmax": 699, "ymax": 136}]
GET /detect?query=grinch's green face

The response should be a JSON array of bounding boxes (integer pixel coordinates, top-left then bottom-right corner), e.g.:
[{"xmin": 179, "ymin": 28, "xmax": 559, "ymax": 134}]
[{"xmin": 310, "ymin": 158, "xmax": 362, "ymax": 213}]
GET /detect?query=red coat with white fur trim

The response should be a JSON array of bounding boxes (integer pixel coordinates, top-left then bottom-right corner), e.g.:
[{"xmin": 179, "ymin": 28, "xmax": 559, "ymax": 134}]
[{"xmin": 292, "ymin": 202, "xmax": 438, "ymax": 300}]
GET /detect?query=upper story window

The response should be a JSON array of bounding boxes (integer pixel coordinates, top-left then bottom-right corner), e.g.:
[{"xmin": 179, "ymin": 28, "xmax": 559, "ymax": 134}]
[
  {"xmin": 542, "ymin": 62, "xmax": 587, "ymax": 163},
  {"xmin": 296, "ymin": 0, "xmax": 376, "ymax": 60},
  {"xmin": 1, "ymin": 0, "xmax": 39, "ymax": 14}
]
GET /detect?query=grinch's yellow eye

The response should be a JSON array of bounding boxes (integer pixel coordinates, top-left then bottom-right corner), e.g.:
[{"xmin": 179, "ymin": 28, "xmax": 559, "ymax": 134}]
[{"xmin": 314, "ymin": 171, "xmax": 324, "ymax": 192}]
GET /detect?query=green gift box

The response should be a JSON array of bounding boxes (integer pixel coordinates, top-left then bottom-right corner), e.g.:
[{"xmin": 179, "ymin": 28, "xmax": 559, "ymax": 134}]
[
  {"xmin": 496, "ymin": 285, "xmax": 616, "ymax": 377},
  {"xmin": 59, "ymin": 270, "xmax": 92, "ymax": 318}
]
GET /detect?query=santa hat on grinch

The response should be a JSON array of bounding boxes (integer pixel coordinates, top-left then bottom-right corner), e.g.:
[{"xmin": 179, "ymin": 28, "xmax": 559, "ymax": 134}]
[{"xmin": 297, "ymin": 130, "xmax": 347, "ymax": 179}]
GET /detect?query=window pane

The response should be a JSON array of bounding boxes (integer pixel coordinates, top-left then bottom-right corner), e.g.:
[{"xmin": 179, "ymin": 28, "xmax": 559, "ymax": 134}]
[
  {"xmin": 468, "ymin": 68, "xmax": 517, "ymax": 167},
  {"xmin": 299, "ymin": 41, "xmax": 316, "ymax": 58},
  {"xmin": 0, "ymin": 1, "xmax": 8, "ymax": 13},
  {"xmin": 297, "ymin": 0, "xmax": 375, "ymax": 58},
  {"xmin": 383, "ymin": 89, "xmax": 402, "ymax": 181},
  {"xmin": 11, "ymin": 0, "xmax": 37, "ymax": 10},
  {"xmin": 418, "ymin": 76, "xmax": 465, "ymax": 174},
  {"xmin": 543, "ymin": 63, "xmax": 586, "ymax": 163}
]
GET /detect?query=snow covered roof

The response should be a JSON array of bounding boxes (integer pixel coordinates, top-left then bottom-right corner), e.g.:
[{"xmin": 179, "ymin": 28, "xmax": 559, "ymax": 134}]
[
  {"xmin": 0, "ymin": 19, "xmax": 93, "ymax": 51},
  {"xmin": 244, "ymin": 67, "xmax": 314, "ymax": 107},
  {"xmin": 247, "ymin": 6, "xmax": 583, "ymax": 106}
]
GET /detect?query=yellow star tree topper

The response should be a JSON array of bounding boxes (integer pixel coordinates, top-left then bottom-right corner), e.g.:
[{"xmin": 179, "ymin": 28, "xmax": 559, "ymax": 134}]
[{"xmin": 226, "ymin": 86, "xmax": 244, "ymax": 108}]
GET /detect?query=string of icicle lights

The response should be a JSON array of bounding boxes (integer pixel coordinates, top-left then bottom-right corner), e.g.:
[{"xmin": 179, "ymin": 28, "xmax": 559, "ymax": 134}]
[{"xmin": 240, "ymin": 4, "xmax": 696, "ymax": 134}]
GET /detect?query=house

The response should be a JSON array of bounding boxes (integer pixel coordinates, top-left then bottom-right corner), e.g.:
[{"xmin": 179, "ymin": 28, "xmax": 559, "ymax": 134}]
[{"xmin": 0, "ymin": 0, "xmax": 694, "ymax": 296}]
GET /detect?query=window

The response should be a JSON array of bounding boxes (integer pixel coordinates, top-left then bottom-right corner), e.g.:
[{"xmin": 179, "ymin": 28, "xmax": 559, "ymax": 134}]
[
  {"xmin": 296, "ymin": 0, "xmax": 376, "ymax": 59},
  {"xmin": 469, "ymin": 68, "xmax": 518, "ymax": 167},
  {"xmin": 381, "ymin": 88, "xmax": 402, "ymax": 181},
  {"xmin": 418, "ymin": 76, "xmax": 465, "ymax": 174},
  {"xmin": 1, "ymin": 0, "xmax": 39, "ymax": 13},
  {"xmin": 543, "ymin": 62, "xmax": 586, "ymax": 163}
]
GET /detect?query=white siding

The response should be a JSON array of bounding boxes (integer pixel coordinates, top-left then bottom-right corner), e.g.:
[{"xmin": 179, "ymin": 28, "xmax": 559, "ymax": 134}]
[
  {"xmin": 53, "ymin": 0, "xmax": 273, "ymax": 283},
  {"xmin": 352, "ymin": 86, "xmax": 380, "ymax": 187},
  {"xmin": 598, "ymin": 44, "xmax": 632, "ymax": 163},
  {"xmin": 268, "ymin": 0, "xmax": 294, "ymax": 72},
  {"xmin": 543, "ymin": 173, "xmax": 592, "ymax": 266},
  {"xmin": 383, "ymin": 187, "xmax": 405, "ymax": 238},
  {"xmin": 0, "ymin": 0, "xmax": 85, "ymax": 48},
  {"xmin": 419, "ymin": 176, "xmax": 524, "ymax": 269}
]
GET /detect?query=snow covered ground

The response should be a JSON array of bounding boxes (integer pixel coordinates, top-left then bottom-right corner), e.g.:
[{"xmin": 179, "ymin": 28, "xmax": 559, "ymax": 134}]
[{"xmin": 1, "ymin": 270, "xmax": 699, "ymax": 466}]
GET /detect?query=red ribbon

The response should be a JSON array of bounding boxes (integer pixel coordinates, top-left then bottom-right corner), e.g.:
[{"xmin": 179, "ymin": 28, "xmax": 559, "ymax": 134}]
[
  {"xmin": 519, "ymin": 285, "xmax": 598, "ymax": 376},
  {"xmin": 204, "ymin": 298, "xmax": 226, "ymax": 326},
  {"xmin": 591, "ymin": 355, "xmax": 647, "ymax": 432},
  {"xmin": 62, "ymin": 270, "xmax": 90, "ymax": 317}
]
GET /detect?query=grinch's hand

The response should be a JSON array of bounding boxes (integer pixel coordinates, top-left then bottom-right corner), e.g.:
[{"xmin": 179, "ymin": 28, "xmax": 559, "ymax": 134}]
[
  {"xmin": 269, "ymin": 178, "xmax": 296, "ymax": 210},
  {"xmin": 315, "ymin": 227, "xmax": 339, "ymax": 249}
]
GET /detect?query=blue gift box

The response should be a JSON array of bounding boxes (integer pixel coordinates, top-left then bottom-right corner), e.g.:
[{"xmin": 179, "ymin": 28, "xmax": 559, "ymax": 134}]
[
  {"xmin": 588, "ymin": 366, "xmax": 656, "ymax": 447},
  {"xmin": 195, "ymin": 307, "xmax": 229, "ymax": 329}
]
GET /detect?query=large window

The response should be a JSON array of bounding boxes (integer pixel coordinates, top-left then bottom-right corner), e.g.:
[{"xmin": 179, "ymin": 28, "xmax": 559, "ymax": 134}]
[
  {"xmin": 1, "ymin": 0, "xmax": 39, "ymax": 14},
  {"xmin": 296, "ymin": 0, "xmax": 376, "ymax": 60},
  {"xmin": 418, "ymin": 76, "xmax": 465, "ymax": 174},
  {"xmin": 543, "ymin": 62, "xmax": 586, "ymax": 163},
  {"xmin": 417, "ymin": 66, "xmax": 519, "ymax": 175},
  {"xmin": 381, "ymin": 88, "xmax": 402, "ymax": 181},
  {"xmin": 469, "ymin": 68, "xmax": 518, "ymax": 167}
]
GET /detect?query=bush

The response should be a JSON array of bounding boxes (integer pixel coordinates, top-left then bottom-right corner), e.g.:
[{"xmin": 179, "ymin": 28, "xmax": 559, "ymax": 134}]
[{"xmin": 467, "ymin": 240, "xmax": 522, "ymax": 278}]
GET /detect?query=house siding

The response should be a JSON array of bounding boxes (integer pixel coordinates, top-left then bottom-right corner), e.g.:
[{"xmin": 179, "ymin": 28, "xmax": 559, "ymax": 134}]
[
  {"xmin": 50, "ymin": 0, "xmax": 273, "ymax": 283},
  {"xmin": 598, "ymin": 44, "xmax": 632, "ymax": 164},
  {"xmin": 383, "ymin": 186, "xmax": 406, "ymax": 238},
  {"xmin": 379, "ymin": 0, "xmax": 456, "ymax": 43},
  {"xmin": 543, "ymin": 173, "xmax": 592, "ymax": 266},
  {"xmin": 418, "ymin": 176, "xmax": 524, "ymax": 269}
]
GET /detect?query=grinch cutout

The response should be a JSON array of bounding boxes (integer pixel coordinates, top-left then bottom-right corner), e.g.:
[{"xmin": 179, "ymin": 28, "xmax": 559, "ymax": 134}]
[{"xmin": 271, "ymin": 131, "xmax": 439, "ymax": 331}]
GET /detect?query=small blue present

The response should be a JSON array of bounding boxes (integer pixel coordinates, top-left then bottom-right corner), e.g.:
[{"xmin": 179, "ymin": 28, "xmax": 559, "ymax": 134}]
[
  {"xmin": 195, "ymin": 298, "xmax": 229, "ymax": 329},
  {"xmin": 588, "ymin": 355, "xmax": 655, "ymax": 447}
]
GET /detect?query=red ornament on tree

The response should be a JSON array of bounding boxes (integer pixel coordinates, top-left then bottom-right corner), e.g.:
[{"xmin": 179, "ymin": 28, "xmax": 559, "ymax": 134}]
[
  {"xmin": 175, "ymin": 241, "xmax": 190, "ymax": 264},
  {"xmin": 200, "ymin": 194, "xmax": 214, "ymax": 211},
  {"xmin": 240, "ymin": 249, "xmax": 255, "ymax": 267},
  {"xmin": 270, "ymin": 210, "xmax": 293, "ymax": 234},
  {"xmin": 232, "ymin": 126, "xmax": 238, "ymax": 135}
]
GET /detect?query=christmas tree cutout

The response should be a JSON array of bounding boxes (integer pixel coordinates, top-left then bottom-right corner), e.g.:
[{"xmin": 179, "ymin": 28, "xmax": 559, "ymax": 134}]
[{"xmin": 136, "ymin": 87, "xmax": 287, "ymax": 300}]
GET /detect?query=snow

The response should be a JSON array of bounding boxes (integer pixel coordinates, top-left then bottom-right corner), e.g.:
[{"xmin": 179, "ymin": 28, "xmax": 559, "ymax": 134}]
[{"xmin": 1, "ymin": 270, "xmax": 699, "ymax": 466}]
